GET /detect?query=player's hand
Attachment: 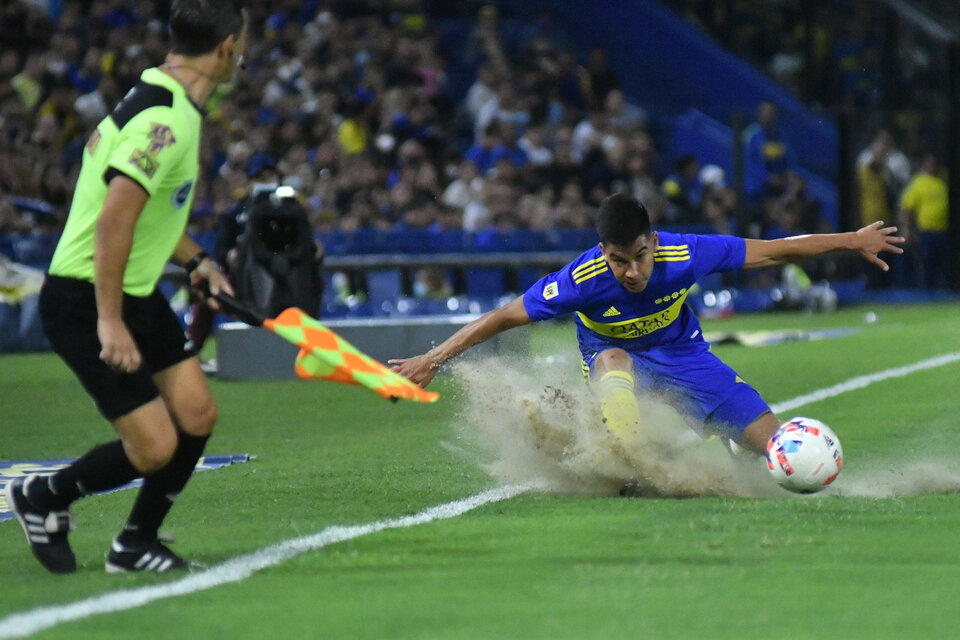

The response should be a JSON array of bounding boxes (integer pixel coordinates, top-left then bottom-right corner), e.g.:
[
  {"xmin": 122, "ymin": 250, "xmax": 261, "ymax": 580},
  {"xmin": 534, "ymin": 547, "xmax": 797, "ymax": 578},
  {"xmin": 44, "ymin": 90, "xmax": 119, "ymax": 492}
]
[
  {"xmin": 388, "ymin": 354, "xmax": 439, "ymax": 387},
  {"xmin": 191, "ymin": 257, "xmax": 234, "ymax": 311},
  {"xmin": 854, "ymin": 221, "xmax": 905, "ymax": 271},
  {"xmin": 97, "ymin": 317, "xmax": 142, "ymax": 373}
]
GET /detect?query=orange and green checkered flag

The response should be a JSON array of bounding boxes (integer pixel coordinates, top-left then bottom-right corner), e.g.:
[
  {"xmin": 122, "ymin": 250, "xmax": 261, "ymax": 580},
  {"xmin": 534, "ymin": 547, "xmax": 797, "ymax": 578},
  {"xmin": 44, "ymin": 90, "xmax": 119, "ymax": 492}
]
[
  {"xmin": 213, "ymin": 292, "xmax": 438, "ymax": 403},
  {"xmin": 264, "ymin": 308, "xmax": 438, "ymax": 403}
]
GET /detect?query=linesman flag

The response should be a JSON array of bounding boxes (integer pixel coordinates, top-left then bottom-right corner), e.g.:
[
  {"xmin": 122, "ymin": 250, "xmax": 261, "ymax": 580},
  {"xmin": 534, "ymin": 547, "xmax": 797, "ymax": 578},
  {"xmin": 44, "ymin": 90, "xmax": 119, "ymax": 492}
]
[{"xmin": 215, "ymin": 292, "xmax": 439, "ymax": 403}]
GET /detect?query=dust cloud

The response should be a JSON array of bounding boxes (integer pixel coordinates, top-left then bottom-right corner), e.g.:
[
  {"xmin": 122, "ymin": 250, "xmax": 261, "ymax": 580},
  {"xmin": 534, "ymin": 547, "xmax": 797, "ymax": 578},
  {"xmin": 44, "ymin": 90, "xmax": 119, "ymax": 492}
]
[
  {"xmin": 446, "ymin": 352, "xmax": 960, "ymax": 499},
  {"xmin": 449, "ymin": 352, "xmax": 777, "ymax": 498}
]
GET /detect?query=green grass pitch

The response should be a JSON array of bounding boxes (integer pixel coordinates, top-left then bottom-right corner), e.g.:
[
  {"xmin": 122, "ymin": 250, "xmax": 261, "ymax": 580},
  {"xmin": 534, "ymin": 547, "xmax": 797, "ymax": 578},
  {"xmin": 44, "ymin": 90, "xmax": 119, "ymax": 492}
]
[{"xmin": 2, "ymin": 302, "xmax": 960, "ymax": 639}]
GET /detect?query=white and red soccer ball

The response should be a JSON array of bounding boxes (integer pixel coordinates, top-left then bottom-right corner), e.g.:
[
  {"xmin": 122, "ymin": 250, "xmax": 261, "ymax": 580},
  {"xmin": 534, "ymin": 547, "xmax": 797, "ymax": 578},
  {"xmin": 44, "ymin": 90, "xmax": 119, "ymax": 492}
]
[{"xmin": 766, "ymin": 417, "xmax": 843, "ymax": 493}]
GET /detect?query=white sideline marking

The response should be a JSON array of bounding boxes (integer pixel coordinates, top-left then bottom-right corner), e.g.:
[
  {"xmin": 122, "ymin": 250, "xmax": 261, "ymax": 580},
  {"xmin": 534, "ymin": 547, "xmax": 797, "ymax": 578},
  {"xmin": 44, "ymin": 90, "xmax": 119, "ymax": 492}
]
[
  {"xmin": 0, "ymin": 482, "xmax": 543, "ymax": 639},
  {"xmin": 770, "ymin": 351, "xmax": 960, "ymax": 415},
  {"xmin": 5, "ymin": 352, "xmax": 959, "ymax": 637}
]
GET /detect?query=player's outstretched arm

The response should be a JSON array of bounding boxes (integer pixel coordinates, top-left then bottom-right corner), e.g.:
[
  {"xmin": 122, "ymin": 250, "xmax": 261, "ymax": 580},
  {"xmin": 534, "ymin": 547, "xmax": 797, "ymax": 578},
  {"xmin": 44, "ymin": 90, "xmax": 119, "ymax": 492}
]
[
  {"xmin": 742, "ymin": 221, "xmax": 905, "ymax": 271},
  {"xmin": 389, "ymin": 296, "xmax": 531, "ymax": 387}
]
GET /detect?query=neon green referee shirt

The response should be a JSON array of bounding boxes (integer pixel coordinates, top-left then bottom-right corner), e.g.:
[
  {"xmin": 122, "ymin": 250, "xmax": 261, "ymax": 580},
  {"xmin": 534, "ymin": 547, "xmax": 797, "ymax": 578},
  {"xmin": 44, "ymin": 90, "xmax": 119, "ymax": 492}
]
[{"xmin": 49, "ymin": 67, "xmax": 202, "ymax": 296}]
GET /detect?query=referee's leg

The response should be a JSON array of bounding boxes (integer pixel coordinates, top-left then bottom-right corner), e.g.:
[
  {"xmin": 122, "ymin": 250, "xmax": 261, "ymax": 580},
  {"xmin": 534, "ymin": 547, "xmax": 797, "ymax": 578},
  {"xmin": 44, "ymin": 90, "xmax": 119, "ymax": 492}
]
[{"xmin": 108, "ymin": 356, "xmax": 217, "ymax": 569}]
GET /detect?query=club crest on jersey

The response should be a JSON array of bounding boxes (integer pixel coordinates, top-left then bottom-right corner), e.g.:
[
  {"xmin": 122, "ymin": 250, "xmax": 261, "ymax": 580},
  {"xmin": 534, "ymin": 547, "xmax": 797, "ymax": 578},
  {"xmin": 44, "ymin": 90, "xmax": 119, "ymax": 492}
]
[
  {"xmin": 543, "ymin": 282, "xmax": 559, "ymax": 300},
  {"xmin": 172, "ymin": 180, "xmax": 194, "ymax": 208},
  {"xmin": 129, "ymin": 149, "xmax": 159, "ymax": 178},
  {"xmin": 128, "ymin": 123, "xmax": 176, "ymax": 179},
  {"xmin": 148, "ymin": 124, "xmax": 176, "ymax": 153}
]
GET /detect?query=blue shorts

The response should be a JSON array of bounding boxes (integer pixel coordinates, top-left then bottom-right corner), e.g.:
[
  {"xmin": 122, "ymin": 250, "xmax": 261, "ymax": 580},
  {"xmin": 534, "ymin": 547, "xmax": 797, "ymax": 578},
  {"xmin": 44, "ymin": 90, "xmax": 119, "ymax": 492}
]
[{"xmin": 582, "ymin": 341, "xmax": 771, "ymax": 442}]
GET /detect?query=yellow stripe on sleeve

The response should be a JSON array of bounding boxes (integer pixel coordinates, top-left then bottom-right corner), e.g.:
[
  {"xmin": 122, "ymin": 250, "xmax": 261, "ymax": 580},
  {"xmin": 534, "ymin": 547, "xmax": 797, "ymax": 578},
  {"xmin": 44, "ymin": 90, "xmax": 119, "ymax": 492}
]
[
  {"xmin": 572, "ymin": 256, "xmax": 606, "ymax": 277},
  {"xmin": 573, "ymin": 264, "xmax": 609, "ymax": 284}
]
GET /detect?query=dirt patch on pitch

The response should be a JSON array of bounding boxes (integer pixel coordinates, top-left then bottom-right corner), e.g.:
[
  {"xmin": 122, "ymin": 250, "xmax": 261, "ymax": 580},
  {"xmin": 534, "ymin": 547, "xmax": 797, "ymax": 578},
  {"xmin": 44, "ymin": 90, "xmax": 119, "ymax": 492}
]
[
  {"xmin": 448, "ymin": 353, "xmax": 778, "ymax": 498},
  {"xmin": 447, "ymin": 353, "xmax": 960, "ymax": 499}
]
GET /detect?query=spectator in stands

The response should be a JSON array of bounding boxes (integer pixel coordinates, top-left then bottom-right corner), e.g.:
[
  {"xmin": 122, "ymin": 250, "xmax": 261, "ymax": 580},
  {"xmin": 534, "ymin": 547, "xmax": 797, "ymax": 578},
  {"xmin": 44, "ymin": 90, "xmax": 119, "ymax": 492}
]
[
  {"xmin": 464, "ymin": 121, "xmax": 501, "ymax": 176},
  {"xmin": 857, "ymin": 133, "xmax": 893, "ymax": 228},
  {"xmin": 413, "ymin": 266, "xmax": 453, "ymax": 300},
  {"xmin": 538, "ymin": 126, "xmax": 579, "ymax": 195},
  {"xmin": 856, "ymin": 129, "xmax": 911, "ymax": 199},
  {"xmin": 465, "ymin": 64, "xmax": 498, "ymax": 124},
  {"xmin": 763, "ymin": 199, "xmax": 806, "ymax": 240},
  {"xmin": 585, "ymin": 47, "xmax": 620, "ymax": 108},
  {"xmin": 660, "ymin": 154, "xmax": 702, "ymax": 224},
  {"xmin": 336, "ymin": 93, "xmax": 374, "ymax": 156},
  {"xmin": 474, "ymin": 78, "xmax": 531, "ymax": 143},
  {"xmin": 489, "ymin": 122, "xmax": 529, "ymax": 173},
  {"xmin": 898, "ymin": 153, "xmax": 948, "ymax": 289},
  {"xmin": 555, "ymin": 47, "xmax": 592, "ymax": 111},
  {"xmin": 571, "ymin": 110, "xmax": 607, "ymax": 164},
  {"xmin": 517, "ymin": 124, "xmax": 554, "ymax": 167},
  {"xmin": 603, "ymin": 89, "xmax": 647, "ymax": 135},
  {"xmin": 441, "ymin": 160, "xmax": 483, "ymax": 211},
  {"xmin": 623, "ymin": 152, "xmax": 666, "ymax": 224},
  {"xmin": 554, "ymin": 178, "xmax": 593, "ymax": 228},
  {"xmin": 698, "ymin": 165, "xmax": 737, "ymax": 235},
  {"xmin": 10, "ymin": 55, "xmax": 45, "ymax": 112},
  {"xmin": 742, "ymin": 101, "xmax": 794, "ymax": 204},
  {"xmin": 464, "ymin": 5, "xmax": 508, "ymax": 73},
  {"xmin": 584, "ymin": 135, "xmax": 629, "ymax": 205},
  {"xmin": 701, "ymin": 184, "xmax": 737, "ymax": 236}
]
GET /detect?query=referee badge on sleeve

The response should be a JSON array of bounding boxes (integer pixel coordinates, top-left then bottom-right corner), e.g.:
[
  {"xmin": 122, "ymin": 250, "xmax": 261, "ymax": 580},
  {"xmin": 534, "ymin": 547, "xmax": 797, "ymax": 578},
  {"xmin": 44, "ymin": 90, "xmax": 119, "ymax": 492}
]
[{"xmin": 543, "ymin": 282, "xmax": 559, "ymax": 300}]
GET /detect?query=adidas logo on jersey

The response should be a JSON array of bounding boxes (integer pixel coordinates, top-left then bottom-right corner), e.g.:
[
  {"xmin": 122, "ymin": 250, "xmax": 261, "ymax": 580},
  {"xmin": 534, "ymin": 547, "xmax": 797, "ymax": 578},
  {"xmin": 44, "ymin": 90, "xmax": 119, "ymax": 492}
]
[{"xmin": 602, "ymin": 306, "xmax": 621, "ymax": 317}]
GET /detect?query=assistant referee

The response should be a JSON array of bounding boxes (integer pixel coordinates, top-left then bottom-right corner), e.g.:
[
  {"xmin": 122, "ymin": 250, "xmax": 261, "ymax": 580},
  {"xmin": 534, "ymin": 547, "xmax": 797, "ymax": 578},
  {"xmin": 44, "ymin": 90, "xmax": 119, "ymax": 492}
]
[{"xmin": 6, "ymin": 0, "xmax": 247, "ymax": 574}]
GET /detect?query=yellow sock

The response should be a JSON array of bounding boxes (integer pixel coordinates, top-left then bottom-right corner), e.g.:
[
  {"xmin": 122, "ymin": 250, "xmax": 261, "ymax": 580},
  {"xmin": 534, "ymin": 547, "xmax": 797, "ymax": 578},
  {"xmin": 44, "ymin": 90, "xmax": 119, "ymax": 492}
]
[{"xmin": 597, "ymin": 370, "xmax": 640, "ymax": 440}]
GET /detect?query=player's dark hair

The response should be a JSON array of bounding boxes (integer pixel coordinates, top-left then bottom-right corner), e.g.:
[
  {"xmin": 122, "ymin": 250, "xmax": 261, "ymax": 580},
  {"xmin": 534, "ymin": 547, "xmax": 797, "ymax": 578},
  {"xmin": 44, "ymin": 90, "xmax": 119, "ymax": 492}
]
[
  {"xmin": 169, "ymin": 0, "xmax": 246, "ymax": 57},
  {"xmin": 596, "ymin": 193, "xmax": 651, "ymax": 247}
]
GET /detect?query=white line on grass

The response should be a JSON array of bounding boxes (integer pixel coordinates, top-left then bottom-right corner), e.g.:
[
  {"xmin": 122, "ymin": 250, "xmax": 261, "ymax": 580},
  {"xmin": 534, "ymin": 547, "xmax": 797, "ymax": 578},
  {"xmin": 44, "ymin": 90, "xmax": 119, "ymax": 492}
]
[
  {"xmin": 0, "ymin": 481, "xmax": 543, "ymax": 640},
  {"xmin": 5, "ymin": 351, "xmax": 960, "ymax": 638},
  {"xmin": 770, "ymin": 351, "xmax": 960, "ymax": 415}
]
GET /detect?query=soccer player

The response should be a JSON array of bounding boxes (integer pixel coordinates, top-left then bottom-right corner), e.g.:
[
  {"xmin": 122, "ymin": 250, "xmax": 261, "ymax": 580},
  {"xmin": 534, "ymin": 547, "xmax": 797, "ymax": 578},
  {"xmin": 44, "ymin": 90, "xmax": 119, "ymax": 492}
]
[
  {"xmin": 6, "ymin": 1, "xmax": 247, "ymax": 574},
  {"xmin": 390, "ymin": 193, "xmax": 904, "ymax": 476}
]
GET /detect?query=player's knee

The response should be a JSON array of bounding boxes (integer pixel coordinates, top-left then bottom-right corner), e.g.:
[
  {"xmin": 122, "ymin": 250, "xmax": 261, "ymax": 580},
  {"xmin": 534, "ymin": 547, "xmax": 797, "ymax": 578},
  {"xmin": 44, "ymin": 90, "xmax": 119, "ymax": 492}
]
[
  {"xmin": 179, "ymin": 398, "xmax": 218, "ymax": 437},
  {"xmin": 128, "ymin": 430, "xmax": 178, "ymax": 473},
  {"xmin": 594, "ymin": 348, "xmax": 632, "ymax": 374}
]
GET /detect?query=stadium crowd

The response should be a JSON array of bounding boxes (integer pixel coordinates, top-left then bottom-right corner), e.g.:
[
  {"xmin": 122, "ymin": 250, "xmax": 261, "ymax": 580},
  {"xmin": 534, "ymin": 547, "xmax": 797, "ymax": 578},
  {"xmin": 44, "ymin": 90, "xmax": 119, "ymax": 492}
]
[
  {"xmin": 0, "ymin": 0, "xmax": 950, "ymax": 289},
  {"xmin": 0, "ymin": 1, "xmax": 795, "ymax": 242}
]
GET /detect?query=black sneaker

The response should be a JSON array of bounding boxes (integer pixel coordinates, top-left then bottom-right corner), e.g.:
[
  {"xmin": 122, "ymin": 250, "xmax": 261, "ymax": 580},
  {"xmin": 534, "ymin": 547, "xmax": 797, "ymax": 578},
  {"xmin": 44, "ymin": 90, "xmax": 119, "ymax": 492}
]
[
  {"xmin": 618, "ymin": 479, "xmax": 663, "ymax": 498},
  {"xmin": 5, "ymin": 476, "xmax": 77, "ymax": 574},
  {"xmin": 105, "ymin": 537, "xmax": 188, "ymax": 574}
]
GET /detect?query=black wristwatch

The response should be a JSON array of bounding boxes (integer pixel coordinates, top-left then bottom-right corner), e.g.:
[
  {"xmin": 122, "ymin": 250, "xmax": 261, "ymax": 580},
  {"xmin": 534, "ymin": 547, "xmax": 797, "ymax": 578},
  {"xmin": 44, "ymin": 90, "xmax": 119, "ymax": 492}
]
[{"xmin": 184, "ymin": 251, "xmax": 209, "ymax": 276}]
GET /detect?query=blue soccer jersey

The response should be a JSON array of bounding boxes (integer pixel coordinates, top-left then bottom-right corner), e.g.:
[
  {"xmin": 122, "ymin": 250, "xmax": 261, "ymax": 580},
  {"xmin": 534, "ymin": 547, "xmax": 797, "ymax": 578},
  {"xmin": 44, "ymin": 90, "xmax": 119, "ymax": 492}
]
[
  {"xmin": 523, "ymin": 232, "xmax": 746, "ymax": 355},
  {"xmin": 521, "ymin": 231, "xmax": 770, "ymax": 438}
]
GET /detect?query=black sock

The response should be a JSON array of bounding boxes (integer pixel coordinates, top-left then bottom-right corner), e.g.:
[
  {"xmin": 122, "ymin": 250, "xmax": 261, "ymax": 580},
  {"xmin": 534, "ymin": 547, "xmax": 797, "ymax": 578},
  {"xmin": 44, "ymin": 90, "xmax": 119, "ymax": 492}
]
[
  {"xmin": 26, "ymin": 441, "xmax": 139, "ymax": 511},
  {"xmin": 118, "ymin": 432, "xmax": 209, "ymax": 546}
]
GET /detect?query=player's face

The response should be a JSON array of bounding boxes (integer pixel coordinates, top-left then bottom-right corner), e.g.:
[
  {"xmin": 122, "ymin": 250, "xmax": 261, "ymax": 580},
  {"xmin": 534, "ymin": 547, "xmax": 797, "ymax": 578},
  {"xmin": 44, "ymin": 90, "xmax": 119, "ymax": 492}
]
[{"xmin": 601, "ymin": 232, "xmax": 658, "ymax": 293}]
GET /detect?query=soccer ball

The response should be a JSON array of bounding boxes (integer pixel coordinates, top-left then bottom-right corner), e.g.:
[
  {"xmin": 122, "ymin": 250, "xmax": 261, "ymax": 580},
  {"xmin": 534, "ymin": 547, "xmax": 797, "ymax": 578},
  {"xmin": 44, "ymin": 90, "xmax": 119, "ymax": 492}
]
[{"xmin": 766, "ymin": 417, "xmax": 843, "ymax": 493}]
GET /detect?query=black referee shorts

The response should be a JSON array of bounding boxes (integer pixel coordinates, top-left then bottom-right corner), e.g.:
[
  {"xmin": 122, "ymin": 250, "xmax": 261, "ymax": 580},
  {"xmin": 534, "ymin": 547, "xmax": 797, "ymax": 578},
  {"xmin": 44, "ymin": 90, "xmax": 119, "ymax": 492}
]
[{"xmin": 39, "ymin": 275, "xmax": 193, "ymax": 421}]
